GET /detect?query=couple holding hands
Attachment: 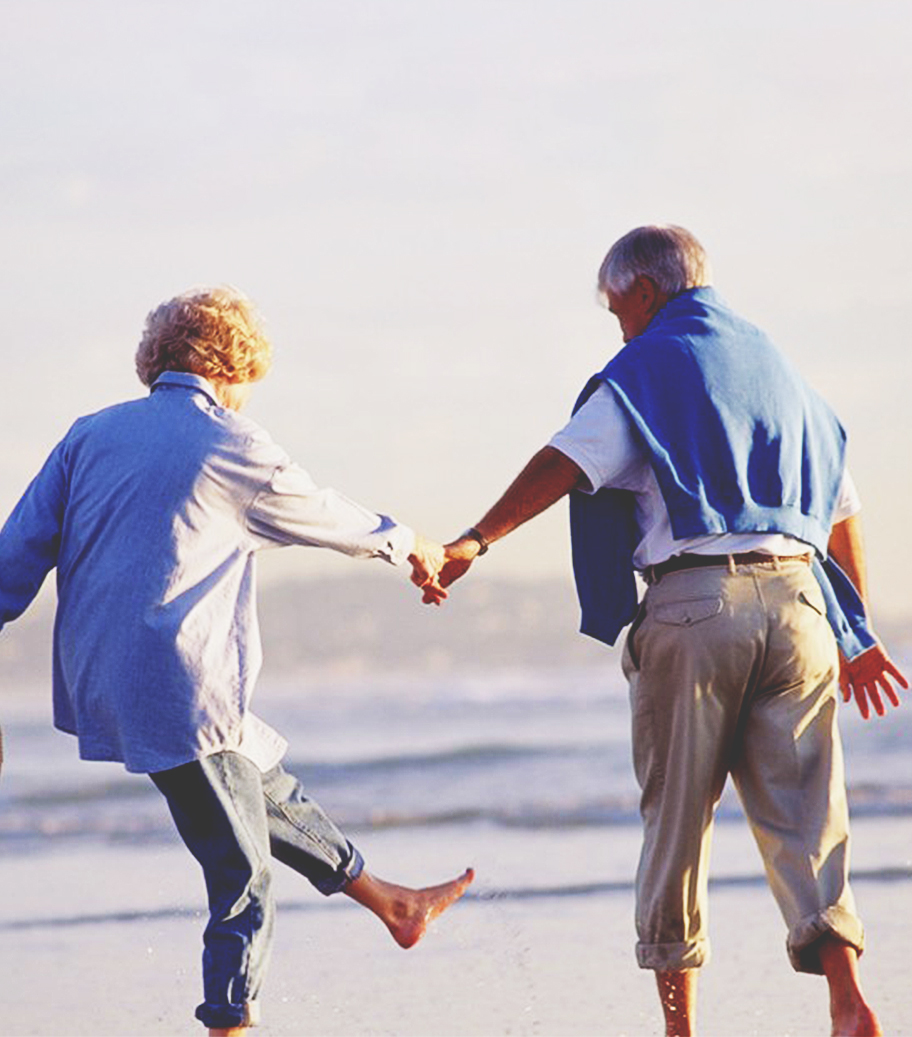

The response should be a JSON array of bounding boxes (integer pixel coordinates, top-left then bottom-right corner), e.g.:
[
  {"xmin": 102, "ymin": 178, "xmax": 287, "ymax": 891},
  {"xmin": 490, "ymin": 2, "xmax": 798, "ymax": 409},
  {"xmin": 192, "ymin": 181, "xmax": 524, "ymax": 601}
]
[{"xmin": 0, "ymin": 225, "xmax": 904, "ymax": 1036}]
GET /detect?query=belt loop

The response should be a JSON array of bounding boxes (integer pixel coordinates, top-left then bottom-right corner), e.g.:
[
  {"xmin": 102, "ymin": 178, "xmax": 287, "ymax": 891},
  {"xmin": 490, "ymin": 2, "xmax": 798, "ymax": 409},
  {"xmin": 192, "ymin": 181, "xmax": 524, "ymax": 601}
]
[{"xmin": 727, "ymin": 554, "xmax": 736, "ymax": 574}]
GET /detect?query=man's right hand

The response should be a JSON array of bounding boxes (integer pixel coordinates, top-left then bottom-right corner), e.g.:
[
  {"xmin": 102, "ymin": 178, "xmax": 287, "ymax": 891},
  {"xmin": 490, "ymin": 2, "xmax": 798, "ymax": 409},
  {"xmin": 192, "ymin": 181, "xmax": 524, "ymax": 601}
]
[{"xmin": 839, "ymin": 644, "xmax": 908, "ymax": 719}]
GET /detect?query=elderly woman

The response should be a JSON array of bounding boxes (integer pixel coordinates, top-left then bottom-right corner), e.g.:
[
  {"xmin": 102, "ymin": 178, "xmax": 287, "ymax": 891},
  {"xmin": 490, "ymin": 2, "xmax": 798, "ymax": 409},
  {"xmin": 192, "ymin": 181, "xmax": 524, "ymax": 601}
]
[{"xmin": 0, "ymin": 287, "xmax": 472, "ymax": 1036}]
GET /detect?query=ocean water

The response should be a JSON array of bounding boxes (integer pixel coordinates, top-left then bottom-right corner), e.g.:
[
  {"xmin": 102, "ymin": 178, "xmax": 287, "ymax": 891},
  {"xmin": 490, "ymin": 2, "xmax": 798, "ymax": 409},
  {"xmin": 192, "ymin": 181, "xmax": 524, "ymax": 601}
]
[{"xmin": 2, "ymin": 660, "xmax": 911, "ymax": 894}]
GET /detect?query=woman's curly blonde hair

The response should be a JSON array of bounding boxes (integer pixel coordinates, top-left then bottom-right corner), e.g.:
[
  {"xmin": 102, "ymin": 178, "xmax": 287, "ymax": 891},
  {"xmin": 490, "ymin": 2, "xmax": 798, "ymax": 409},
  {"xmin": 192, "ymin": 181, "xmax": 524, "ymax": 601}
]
[{"xmin": 135, "ymin": 287, "xmax": 272, "ymax": 387}]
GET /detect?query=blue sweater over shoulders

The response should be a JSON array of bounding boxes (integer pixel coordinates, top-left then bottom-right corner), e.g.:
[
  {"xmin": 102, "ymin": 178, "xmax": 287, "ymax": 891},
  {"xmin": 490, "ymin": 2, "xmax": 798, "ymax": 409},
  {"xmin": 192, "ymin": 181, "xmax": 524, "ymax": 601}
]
[{"xmin": 569, "ymin": 287, "xmax": 875, "ymax": 659}]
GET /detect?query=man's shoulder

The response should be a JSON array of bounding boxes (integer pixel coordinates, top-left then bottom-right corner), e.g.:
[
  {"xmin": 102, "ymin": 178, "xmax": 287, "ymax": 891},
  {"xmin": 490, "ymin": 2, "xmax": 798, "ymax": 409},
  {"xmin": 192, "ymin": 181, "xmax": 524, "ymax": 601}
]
[
  {"xmin": 607, "ymin": 291, "xmax": 779, "ymax": 385},
  {"xmin": 636, "ymin": 288, "xmax": 767, "ymax": 346}
]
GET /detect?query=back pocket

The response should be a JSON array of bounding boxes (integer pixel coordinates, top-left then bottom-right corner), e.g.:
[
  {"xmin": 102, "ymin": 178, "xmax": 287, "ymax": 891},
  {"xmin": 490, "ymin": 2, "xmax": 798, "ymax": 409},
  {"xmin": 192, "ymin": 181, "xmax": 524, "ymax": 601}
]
[{"xmin": 653, "ymin": 597, "xmax": 724, "ymax": 627}]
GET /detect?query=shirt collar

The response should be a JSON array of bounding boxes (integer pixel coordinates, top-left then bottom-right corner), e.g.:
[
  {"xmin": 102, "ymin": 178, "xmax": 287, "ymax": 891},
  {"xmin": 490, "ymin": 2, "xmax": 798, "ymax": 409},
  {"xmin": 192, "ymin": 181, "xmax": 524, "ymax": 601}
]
[{"xmin": 151, "ymin": 371, "xmax": 221, "ymax": 407}]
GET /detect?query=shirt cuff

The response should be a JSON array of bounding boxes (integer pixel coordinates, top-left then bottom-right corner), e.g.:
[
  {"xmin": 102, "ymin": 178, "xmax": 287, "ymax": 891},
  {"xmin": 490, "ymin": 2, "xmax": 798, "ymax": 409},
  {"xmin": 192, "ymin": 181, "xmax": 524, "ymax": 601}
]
[{"xmin": 378, "ymin": 519, "xmax": 416, "ymax": 566}]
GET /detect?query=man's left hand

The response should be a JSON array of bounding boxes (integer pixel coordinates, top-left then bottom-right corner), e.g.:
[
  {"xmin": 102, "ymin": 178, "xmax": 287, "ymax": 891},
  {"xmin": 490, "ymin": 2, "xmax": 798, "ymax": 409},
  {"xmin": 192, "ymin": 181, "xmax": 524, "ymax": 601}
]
[{"xmin": 839, "ymin": 644, "xmax": 908, "ymax": 720}]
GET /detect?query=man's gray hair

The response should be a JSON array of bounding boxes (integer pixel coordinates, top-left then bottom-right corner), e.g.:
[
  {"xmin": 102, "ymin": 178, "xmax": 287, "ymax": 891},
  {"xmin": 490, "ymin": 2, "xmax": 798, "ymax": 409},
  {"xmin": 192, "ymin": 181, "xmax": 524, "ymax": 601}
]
[{"xmin": 598, "ymin": 225, "xmax": 712, "ymax": 296}]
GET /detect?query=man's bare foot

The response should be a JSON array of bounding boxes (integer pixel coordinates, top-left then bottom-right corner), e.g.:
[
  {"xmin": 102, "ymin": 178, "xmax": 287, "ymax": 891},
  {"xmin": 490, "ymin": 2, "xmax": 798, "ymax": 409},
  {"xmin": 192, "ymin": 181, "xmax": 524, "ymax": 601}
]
[
  {"xmin": 819, "ymin": 936, "xmax": 882, "ymax": 1036},
  {"xmin": 344, "ymin": 867, "xmax": 474, "ymax": 948},
  {"xmin": 656, "ymin": 969, "xmax": 697, "ymax": 1037},
  {"xmin": 830, "ymin": 1003, "xmax": 883, "ymax": 1037}
]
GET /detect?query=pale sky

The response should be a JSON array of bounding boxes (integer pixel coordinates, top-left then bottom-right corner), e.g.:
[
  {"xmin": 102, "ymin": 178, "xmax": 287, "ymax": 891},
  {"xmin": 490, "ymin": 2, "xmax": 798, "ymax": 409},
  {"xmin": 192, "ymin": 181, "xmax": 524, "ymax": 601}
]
[{"xmin": 1, "ymin": 0, "xmax": 910, "ymax": 618}]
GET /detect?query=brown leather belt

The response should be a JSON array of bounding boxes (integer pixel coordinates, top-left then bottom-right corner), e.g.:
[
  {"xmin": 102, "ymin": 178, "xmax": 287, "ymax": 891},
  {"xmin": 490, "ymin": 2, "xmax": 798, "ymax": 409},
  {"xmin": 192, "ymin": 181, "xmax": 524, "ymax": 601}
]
[{"xmin": 644, "ymin": 551, "xmax": 812, "ymax": 585}]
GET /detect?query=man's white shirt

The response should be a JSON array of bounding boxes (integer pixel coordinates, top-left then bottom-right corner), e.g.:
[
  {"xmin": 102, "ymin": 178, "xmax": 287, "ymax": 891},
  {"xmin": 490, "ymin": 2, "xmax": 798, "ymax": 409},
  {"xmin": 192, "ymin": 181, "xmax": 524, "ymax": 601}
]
[{"xmin": 549, "ymin": 382, "xmax": 860, "ymax": 570}]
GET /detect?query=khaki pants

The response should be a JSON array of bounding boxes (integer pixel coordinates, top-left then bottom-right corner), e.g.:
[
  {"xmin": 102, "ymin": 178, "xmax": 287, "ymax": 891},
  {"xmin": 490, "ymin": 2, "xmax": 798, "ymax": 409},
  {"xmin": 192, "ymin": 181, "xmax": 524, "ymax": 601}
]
[{"xmin": 623, "ymin": 558, "xmax": 864, "ymax": 974}]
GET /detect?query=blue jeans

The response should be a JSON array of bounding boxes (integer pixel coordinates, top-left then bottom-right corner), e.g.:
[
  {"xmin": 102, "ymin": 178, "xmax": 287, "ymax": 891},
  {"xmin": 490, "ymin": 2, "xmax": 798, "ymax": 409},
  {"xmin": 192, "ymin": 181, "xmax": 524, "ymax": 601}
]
[{"xmin": 152, "ymin": 752, "xmax": 364, "ymax": 1030}]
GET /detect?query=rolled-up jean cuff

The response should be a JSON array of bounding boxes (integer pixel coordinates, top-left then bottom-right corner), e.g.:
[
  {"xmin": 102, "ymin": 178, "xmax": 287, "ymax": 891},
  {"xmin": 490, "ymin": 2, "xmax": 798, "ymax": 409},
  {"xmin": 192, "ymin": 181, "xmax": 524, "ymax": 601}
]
[
  {"xmin": 788, "ymin": 906, "xmax": 865, "ymax": 974},
  {"xmin": 195, "ymin": 998, "xmax": 260, "ymax": 1029},
  {"xmin": 313, "ymin": 841, "xmax": 364, "ymax": 896}
]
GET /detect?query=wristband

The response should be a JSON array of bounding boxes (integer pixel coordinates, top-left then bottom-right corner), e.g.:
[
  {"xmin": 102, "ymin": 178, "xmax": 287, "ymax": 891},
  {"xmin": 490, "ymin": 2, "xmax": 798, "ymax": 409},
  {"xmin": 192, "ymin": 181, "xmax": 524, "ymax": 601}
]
[{"xmin": 463, "ymin": 527, "xmax": 489, "ymax": 555}]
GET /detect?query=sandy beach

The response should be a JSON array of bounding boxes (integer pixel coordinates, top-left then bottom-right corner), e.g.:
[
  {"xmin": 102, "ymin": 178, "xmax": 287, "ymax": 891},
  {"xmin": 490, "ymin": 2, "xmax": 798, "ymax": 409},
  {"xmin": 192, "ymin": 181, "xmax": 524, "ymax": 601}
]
[
  {"xmin": 2, "ymin": 812, "xmax": 910, "ymax": 1037},
  {"xmin": 1, "ymin": 1, "xmax": 911, "ymax": 1033},
  {"xmin": 1, "ymin": 656, "xmax": 909, "ymax": 1037}
]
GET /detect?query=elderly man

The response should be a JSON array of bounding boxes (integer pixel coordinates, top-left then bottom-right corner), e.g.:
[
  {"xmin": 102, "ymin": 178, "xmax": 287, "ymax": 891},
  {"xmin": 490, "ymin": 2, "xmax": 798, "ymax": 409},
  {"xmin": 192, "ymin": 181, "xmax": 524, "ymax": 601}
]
[
  {"xmin": 0, "ymin": 287, "xmax": 472, "ymax": 1035},
  {"xmin": 435, "ymin": 226, "xmax": 906, "ymax": 1036}
]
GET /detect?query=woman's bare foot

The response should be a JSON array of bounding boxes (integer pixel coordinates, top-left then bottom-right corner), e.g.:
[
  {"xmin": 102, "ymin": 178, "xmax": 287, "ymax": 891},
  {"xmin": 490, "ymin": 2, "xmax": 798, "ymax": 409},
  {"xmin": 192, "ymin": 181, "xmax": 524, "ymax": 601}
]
[{"xmin": 344, "ymin": 867, "xmax": 475, "ymax": 948}]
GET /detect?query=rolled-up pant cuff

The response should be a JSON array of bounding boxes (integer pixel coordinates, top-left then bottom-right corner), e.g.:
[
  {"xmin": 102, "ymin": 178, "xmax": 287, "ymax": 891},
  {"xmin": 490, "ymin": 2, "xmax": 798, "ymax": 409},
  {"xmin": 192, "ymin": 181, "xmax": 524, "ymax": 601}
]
[
  {"xmin": 312, "ymin": 841, "xmax": 364, "ymax": 896},
  {"xmin": 787, "ymin": 906, "xmax": 865, "ymax": 974},
  {"xmin": 195, "ymin": 997, "xmax": 261, "ymax": 1029},
  {"xmin": 636, "ymin": 937, "xmax": 709, "ymax": 971}
]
